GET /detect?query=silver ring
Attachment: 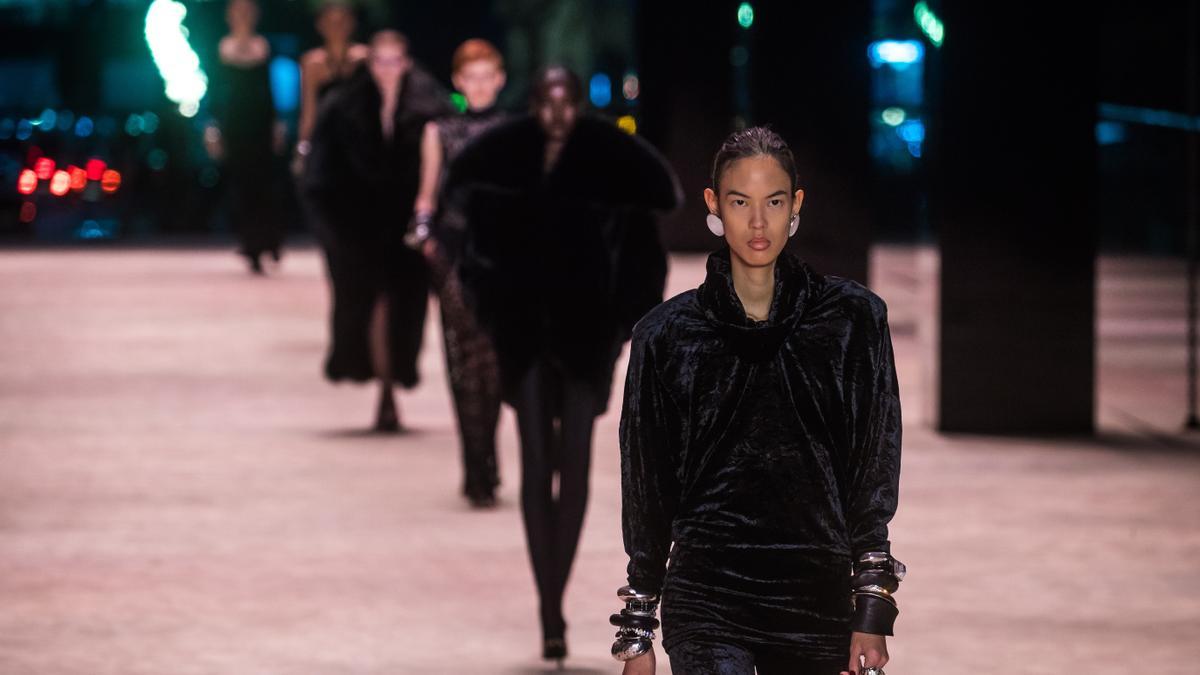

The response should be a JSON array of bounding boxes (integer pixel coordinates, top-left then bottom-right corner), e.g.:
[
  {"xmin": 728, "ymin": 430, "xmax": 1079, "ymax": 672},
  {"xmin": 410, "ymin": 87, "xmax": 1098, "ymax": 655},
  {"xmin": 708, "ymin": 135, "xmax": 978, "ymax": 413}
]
[{"xmin": 862, "ymin": 667, "xmax": 885, "ymax": 675}]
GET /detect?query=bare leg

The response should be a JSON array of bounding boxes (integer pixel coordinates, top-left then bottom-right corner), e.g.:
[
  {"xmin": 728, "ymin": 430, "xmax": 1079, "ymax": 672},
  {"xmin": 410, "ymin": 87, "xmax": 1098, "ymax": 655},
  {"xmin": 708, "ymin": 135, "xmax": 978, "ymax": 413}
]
[{"xmin": 369, "ymin": 295, "xmax": 399, "ymax": 431}]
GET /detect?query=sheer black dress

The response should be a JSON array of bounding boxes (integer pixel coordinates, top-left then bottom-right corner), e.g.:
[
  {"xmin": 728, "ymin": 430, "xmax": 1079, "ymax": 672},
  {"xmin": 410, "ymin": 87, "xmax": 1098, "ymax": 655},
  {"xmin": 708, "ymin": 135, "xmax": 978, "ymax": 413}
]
[{"xmin": 303, "ymin": 65, "xmax": 452, "ymax": 386}]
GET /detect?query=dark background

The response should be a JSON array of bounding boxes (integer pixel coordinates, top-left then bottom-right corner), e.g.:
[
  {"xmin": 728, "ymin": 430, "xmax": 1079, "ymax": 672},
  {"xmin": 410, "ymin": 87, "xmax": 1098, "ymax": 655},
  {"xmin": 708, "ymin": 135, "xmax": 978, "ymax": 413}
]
[{"xmin": 0, "ymin": 0, "xmax": 1195, "ymax": 433}]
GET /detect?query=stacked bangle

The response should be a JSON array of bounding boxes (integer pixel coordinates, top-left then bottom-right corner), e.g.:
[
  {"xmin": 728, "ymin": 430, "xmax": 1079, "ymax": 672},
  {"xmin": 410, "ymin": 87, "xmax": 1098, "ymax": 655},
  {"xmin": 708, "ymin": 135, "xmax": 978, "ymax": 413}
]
[
  {"xmin": 610, "ymin": 585, "xmax": 659, "ymax": 662},
  {"xmin": 850, "ymin": 551, "xmax": 905, "ymax": 636}
]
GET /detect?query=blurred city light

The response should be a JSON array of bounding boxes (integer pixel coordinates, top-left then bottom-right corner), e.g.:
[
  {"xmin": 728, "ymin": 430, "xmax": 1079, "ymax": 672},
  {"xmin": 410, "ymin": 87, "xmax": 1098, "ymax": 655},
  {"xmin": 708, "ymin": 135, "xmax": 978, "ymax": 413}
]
[
  {"xmin": 76, "ymin": 219, "xmax": 118, "ymax": 240},
  {"xmin": 145, "ymin": 0, "xmax": 208, "ymax": 117},
  {"xmin": 86, "ymin": 158, "xmax": 107, "ymax": 181},
  {"xmin": 1098, "ymin": 102, "xmax": 1200, "ymax": 132},
  {"xmin": 881, "ymin": 107, "xmax": 906, "ymax": 126},
  {"xmin": 17, "ymin": 169, "xmax": 37, "ymax": 195},
  {"xmin": 737, "ymin": 2, "xmax": 754, "ymax": 29},
  {"xmin": 0, "ymin": 118, "xmax": 13, "ymax": 139},
  {"xmin": 69, "ymin": 166, "xmax": 88, "ymax": 191},
  {"xmin": 270, "ymin": 56, "xmax": 300, "ymax": 114},
  {"xmin": 617, "ymin": 115, "xmax": 637, "ymax": 135},
  {"xmin": 897, "ymin": 119, "xmax": 925, "ymax": 143},
  {"xmin": 914, "ymin": 2, "xmax": 944, "ymax": 48},
  {"xmin": 589, "ymin": 73, "xmax": 612, "ymax": 108},
  {"xmin": 125, "ymin": 114, "xmax": 145, "ymax": 136},
  {"xmin": 1095, "ymin": 121, "xmax": 1128, "ymax": 145},
  {"xmin": 450, "ymin": 92, "xmax": 467, "ymax": 113},
  {"xmin": 142, "ymin": 111, "xmax": 160, "ymax": 134},
  {"xmin": 622, "ymin": 73, "xmax": 639, "ymax": 101},
  {"xmin": 16, "ymin": 119, "xmax": 33, "ymax": 140},
  {"xmin": 18, "ymin": 202, "xmax": 36, "ymax": 223},
  {"xmin": 38, "ymin": 108, "xmax": 57, "ymax": 128},
  {"xmin": 868, "ymin": 40, "xmax": 924, "ymax": 67},
  {"xmin": 49, "ymin": 170, "xmax": 70, "ymax": 196},
  {"xmin": 75, "ymin": 116, "xmax": 94, "ymax": 137},
  {"xmin": 101, "ymin": 169, "xmax": 122, "ymax": 193},
  {"xmin": 34, "ymin": 157, "xmax": 55, "ymax": 180}
]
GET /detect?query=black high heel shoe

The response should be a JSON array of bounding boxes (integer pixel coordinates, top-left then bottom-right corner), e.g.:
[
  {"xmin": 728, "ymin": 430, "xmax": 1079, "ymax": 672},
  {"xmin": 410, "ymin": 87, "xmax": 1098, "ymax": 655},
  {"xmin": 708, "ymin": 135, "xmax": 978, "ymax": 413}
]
[
  {"xmin": 373, "ymin": 405, "xmax": 400, "ymax": 432},
  {"xmin": 542, "ymin": 637, "xmax": 567, "ymax": 664}
]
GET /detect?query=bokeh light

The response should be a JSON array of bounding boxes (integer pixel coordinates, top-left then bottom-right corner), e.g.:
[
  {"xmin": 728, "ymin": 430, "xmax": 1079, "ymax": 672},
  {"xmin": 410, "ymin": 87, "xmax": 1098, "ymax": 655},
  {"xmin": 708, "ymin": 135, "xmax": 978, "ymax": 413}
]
[
  {"xmin": 145, "ymin": 0, "xmax": 208, "ymax": 117},
  {"xmin": 17, "ymin": 169, "xmax": 37, "ymax": 195},
  {"xmin": 49, "ymin": 170, "xmax": 70, "ymax": 196}
]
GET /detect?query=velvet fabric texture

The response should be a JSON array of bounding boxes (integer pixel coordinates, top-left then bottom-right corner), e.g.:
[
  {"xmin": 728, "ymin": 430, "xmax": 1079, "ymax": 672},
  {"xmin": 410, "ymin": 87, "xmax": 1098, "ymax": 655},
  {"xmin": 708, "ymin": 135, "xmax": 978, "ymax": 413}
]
[
  {"xmin": 303, "ymin": 65, "xmax": 453, "ymax": 385},
  {"xmin": 666, "ymin": 640, "xmax": 846, "ymax": 675},
  {"xmin": 446, "ymin": 115, "xmax": 681, "ymax": 412},
  {"xmin": 620, "ymin": 248, "xmax": 902, "ymax": 659}
]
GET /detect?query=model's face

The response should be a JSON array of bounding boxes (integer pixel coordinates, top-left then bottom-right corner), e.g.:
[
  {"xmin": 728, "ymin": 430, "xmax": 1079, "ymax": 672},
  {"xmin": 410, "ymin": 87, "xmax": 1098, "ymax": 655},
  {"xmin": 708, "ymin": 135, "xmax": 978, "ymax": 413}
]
[
  {"xmin": 452, "ymin": 60, "xmax": 506, "ymax": 111},
  {"xmin": 316, "ymin": 7, "xmax": 355, "ymax": 44},
  {"xmin": 535, "ymin": 84, "xmax": 579, "ymax": 142},
  {"xmin": 704, "ymin": 155, "xmax": 803, "ymax": 270},
  {"xmin": 226, "ymin": 0, "xmax": 258, "ymax": 32},
  {"xmin": 369, "ymin": 43, "xmax": 410, "ymax": 89}
]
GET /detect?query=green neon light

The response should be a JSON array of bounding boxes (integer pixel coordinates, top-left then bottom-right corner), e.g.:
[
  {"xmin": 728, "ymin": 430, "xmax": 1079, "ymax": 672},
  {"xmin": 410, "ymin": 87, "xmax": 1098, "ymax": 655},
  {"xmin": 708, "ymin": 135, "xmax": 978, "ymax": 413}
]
[
  {"xmin": 145, "ymin": 0, "xmax": 208, "ymax": 117},
  {"xmin": 913, "ymin": 1, "xmax": 944, "ymax": 48},
  {"xmin": 737, "ymin": 2, "xmax": 754, "ymax": 29}
]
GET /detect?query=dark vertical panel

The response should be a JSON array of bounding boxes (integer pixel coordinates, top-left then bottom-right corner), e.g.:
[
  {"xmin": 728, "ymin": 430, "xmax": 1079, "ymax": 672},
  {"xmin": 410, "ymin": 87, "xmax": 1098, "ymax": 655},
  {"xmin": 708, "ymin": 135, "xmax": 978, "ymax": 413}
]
[
  {"xmin": 932, "ymin": 5, "xmax": 1097, "ymax": 433},
  {"xmin": 750, "ymin": 0, "xmax": 873, "ymax": 283},
  {"xmin": 636, "ymin": 0, "xmax": 736, "ymax": 251}
]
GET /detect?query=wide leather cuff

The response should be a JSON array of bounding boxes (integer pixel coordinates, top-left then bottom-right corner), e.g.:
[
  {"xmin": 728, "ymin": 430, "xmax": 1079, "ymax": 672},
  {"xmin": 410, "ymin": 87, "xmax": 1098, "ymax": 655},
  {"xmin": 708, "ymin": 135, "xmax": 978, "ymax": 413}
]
[
  {"xmin": 851, "ymin": 569, "xmax": 900, "ymax": 592},
  {"xmin": 851, "ymin": 593, "xmax": 898, "ymax": 636}
]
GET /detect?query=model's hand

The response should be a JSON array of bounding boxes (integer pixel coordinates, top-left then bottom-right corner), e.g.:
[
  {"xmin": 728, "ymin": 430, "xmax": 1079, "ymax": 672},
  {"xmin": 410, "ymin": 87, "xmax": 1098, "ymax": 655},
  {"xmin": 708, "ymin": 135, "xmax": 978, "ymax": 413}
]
[
  {"xmin": 842, "ymin": 631, "xmax": 888, "ymax": 674},
  {"xmin": 621, "ymin": 648, "xmax": 655, "ymax": 675}
]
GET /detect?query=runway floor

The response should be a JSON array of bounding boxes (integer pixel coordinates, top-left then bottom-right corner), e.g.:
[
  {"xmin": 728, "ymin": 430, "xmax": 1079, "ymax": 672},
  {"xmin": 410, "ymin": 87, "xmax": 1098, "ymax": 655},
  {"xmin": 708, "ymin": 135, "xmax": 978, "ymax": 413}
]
[{"xmin": 0, "ymin": 245, "xmax": 1196, "ymax": 674}]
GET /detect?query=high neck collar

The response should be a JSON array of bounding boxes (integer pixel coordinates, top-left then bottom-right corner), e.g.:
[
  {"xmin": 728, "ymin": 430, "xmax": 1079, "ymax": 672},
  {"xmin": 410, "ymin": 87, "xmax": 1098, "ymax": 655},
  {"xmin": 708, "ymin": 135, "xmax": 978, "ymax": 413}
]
[
  {"xmin": 464, "ymin": 104, "xmax": 498, "ymax": 119},
  {"xmin": 698, "ymin": 247, "xmax": 810, "ymax": 360}
]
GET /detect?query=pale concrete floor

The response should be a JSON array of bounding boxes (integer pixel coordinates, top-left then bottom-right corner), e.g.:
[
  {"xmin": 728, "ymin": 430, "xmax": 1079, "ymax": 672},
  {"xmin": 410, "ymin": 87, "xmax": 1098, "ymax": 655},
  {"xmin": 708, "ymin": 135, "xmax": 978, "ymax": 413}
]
[{"xmin": 0, "ymin": 246, "xmax": 1196, "ymax": 675}]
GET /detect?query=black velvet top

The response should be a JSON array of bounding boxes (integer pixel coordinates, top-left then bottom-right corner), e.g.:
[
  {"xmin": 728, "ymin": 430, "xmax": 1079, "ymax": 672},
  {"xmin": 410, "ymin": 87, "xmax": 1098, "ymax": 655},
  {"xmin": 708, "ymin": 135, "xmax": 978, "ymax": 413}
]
[{"xmin": 620, "ymin": 248, "xmax": 902, "ymax": 657}]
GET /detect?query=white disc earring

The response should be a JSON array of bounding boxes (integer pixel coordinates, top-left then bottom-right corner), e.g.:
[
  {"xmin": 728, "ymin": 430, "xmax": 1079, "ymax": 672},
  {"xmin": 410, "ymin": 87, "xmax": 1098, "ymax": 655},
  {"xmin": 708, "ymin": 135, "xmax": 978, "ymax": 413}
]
[
  {"xmin": 706, "ymin": 213, "xmax": 725, "ymax": 237},
  {"xmin": 788, "ymin": 214, "xmax": 799, "ymax": 237}
]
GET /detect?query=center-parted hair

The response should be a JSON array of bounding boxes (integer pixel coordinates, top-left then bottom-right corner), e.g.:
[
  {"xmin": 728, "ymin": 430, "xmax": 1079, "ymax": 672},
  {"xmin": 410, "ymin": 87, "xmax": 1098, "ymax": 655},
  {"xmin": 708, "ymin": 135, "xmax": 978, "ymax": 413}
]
[{"xmin": 710, "ymin": 126, "xmax": 798, "ymax": 193}]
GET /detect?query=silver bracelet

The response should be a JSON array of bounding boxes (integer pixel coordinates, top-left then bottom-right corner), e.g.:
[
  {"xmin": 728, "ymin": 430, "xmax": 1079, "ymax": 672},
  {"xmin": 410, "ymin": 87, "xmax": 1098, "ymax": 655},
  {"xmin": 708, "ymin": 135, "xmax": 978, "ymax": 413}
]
[
  {"xmin": 612, "ymin": 637, "xmax": 653, "ymax": 661},
  {"xmin": 616, "ymin": 626, "xmax": 656, "ymax": 640},
  {"xmin": 854, "ymin": 584, "xmax": 894, "ymax": 598}
]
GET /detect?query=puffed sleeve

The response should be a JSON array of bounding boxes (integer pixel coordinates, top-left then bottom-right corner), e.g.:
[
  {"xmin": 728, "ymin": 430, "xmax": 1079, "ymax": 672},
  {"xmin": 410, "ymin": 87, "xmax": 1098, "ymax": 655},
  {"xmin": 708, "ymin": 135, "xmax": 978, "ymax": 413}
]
[
  {"xmin": 844, "ymin": 297, "xmax": 903, "ymax": 634},
  {"xmin": 620, "ymin": 325, "xmax": 681, "ymax": 594},
  {"xmin": 845, "ymin": 298, "xmax": 901, "ymax": 556}
]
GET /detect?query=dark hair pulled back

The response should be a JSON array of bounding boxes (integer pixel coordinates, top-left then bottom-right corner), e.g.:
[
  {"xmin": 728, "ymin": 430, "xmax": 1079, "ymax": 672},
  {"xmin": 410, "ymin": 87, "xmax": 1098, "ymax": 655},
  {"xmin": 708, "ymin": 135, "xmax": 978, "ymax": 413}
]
[{"xmin": 710, "ymin": 126, "xmax": 798, "ymax": 193}]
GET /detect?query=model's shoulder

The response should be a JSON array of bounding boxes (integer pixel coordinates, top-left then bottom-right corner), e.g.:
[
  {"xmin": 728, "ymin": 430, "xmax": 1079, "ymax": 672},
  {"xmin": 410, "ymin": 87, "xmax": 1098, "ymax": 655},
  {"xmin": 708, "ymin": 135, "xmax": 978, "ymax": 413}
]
[
  {"xmin": 816, "ymin": 274, "xmax": 889, "ymax": 324},
  {"xmin": 632, "ymin": 290, "xmax": 702, "ymax": 344}
]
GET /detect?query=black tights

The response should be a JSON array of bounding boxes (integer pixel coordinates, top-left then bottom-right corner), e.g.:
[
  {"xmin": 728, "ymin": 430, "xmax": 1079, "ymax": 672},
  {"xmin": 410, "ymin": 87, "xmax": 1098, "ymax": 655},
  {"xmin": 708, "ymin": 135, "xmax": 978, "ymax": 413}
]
[
  {"xmin": 513, "ymin": 360, "xmax": 597, "ymax": 640},
  {"xmin": 667, "ymin": 640, "xmax": 846, "ymax": 675}
]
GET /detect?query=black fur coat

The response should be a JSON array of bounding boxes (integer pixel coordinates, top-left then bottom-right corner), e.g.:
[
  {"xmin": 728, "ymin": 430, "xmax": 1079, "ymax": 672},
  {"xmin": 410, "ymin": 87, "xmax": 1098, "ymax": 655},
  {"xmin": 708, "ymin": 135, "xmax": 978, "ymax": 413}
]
[{"xmin": 444, "ymin": 115, "xmax": 682, "ymax": 412}]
